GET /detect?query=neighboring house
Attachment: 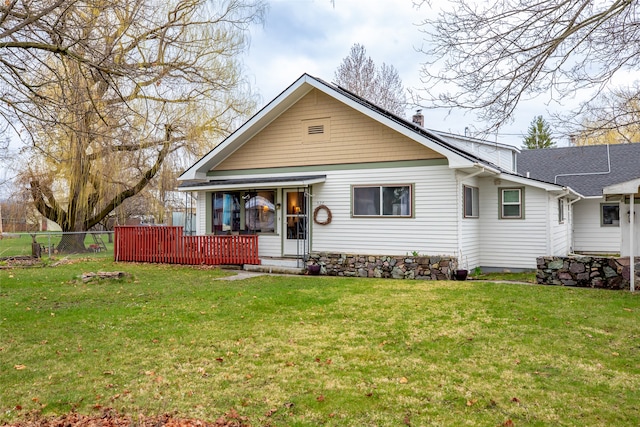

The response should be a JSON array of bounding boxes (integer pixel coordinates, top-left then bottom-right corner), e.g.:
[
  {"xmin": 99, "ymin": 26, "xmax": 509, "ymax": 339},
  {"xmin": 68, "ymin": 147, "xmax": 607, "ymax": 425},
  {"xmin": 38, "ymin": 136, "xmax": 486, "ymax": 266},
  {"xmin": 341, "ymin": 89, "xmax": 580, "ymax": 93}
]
[
  {"xmin": 178, "ymin": 74, "xmax": 581, "ymax": 271},
  {"xmin": 518, "ymin": 144, "xmax": 640, "ymax": 256}
]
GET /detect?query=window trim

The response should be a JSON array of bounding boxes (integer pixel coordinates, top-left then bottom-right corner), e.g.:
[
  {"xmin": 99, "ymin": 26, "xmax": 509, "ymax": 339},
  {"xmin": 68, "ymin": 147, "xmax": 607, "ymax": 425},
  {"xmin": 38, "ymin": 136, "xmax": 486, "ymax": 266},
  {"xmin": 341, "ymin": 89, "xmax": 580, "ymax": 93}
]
[
  {"xmin": 558, "ymin": 198, "xmax": 565, "ymax": 224},
  {"xmin": 351, "ymin": 184, "xmax": 414, "ymax": 218},
  {"xmin": 463, "ymin": 185, "xmax": 479, "ymax": 218},
  {"xmin": 600, "ymin": 202, "xmax": 620, "ymax": 227},
  {"xmin": 499, "ymin": 187, "xmax": 525, "ymax": 219}
]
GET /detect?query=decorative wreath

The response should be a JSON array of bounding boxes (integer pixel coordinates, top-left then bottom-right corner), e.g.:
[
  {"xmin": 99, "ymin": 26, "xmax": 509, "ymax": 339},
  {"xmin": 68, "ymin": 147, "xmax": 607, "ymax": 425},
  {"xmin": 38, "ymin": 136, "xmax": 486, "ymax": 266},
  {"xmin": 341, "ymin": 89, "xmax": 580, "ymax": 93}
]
[{"xmin": 313, "ymin": 204, "xmax": 332, "ymax": 225}]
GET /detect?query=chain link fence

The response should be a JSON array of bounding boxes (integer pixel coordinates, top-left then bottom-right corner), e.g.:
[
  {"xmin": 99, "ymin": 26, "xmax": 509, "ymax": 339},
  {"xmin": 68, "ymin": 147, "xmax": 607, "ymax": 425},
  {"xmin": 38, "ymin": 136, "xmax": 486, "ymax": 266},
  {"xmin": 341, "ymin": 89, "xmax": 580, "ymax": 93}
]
[{"xmin": 0, "ymin": 231, "xmax": 114, "ymax": 259}]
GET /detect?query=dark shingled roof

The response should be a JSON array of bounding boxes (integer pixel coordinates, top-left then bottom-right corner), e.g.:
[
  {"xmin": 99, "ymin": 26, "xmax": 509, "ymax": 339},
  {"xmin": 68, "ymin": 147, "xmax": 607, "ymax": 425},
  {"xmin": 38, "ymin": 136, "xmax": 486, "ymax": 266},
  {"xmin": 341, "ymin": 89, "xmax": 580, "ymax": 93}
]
[{"xmin": 517, "ymin": 144, "xmax": 640, "ymax": 197}]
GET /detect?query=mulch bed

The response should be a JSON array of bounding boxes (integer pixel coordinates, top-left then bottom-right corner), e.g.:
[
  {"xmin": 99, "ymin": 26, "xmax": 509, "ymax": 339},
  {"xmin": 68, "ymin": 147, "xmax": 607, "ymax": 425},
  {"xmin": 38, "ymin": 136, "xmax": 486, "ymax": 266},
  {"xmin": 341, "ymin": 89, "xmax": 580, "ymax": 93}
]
[{"xmin": 2, "ymin": 408, "xmax": 250, "ymax": 427}]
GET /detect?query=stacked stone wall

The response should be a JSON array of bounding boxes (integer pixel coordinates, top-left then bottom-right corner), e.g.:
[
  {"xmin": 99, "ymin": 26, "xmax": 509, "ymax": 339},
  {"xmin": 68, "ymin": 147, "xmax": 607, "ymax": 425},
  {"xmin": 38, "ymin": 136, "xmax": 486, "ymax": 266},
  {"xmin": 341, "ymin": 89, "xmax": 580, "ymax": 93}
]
[
  {"xmin": 308, "ymin": 252, "xmax": 457, "ymax": 280},
  {"xmin": 537, "ymin": 255, "xmax": 640, "ymax": 290}
]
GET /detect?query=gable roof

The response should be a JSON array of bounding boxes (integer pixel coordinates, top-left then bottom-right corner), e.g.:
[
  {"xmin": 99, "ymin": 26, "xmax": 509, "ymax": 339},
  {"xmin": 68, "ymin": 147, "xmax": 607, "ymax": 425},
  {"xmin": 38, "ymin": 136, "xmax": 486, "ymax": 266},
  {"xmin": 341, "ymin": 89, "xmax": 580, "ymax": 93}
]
[
  {"xmin": 179, "ymin": 74, "xmax": 503, "ymax": 181},
  {"xmin": 517, "ymin": 144, "xmax": 640, "ymax": 197}
]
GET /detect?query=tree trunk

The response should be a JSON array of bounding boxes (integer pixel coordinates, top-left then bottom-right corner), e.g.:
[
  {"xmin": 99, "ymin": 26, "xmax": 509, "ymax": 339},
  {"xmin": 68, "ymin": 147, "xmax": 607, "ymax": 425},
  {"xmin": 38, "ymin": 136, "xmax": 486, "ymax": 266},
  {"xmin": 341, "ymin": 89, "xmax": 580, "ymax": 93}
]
[{"xmin": 57, "ymin": 233, "xmax": 87, "ymax": 253}]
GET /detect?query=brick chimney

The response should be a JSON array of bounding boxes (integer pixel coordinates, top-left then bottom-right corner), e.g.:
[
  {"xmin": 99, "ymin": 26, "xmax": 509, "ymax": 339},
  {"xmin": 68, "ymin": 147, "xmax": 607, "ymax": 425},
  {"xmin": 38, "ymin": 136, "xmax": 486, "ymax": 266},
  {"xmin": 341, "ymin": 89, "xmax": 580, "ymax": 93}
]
[{"xmin": 412, "ymin": 109, "xmax": 424, "ymax": 127}]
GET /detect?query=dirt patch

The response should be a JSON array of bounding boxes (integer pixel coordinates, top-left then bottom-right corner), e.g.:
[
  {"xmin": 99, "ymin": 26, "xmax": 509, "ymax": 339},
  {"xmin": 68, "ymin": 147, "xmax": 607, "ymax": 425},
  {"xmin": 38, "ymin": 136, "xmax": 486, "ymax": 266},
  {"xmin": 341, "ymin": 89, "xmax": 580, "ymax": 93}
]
[{"xmin": 2, "ymin": 408, "xmax": 250, "ymax": 427}]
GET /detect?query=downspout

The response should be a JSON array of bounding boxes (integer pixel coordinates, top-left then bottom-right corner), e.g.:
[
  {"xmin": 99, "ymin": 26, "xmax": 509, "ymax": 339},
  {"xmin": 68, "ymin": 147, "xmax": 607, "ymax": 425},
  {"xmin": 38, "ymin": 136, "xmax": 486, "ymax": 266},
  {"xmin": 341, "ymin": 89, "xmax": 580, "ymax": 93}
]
[{"xmin": 568, "ymin": 197, "xmax": 581, "ymax": 254}]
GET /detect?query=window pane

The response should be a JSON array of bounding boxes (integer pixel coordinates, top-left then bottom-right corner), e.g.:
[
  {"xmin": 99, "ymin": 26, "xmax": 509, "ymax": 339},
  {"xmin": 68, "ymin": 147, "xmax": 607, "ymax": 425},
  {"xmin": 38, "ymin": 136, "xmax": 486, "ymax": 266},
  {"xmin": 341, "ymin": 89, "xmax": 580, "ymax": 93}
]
[
  {"xmin": 464, "ymin": 186, "xmax": 478, "ymax": 218},
  {"xmin": 246, "ymin": 191, "xmax": 275, "ymax": 233},
  {"xmin": 503, "ymin": 189, "xmax": 520, "ymax": 203},
  {"xmin": 602, "ymin": 205, "xmax": 619, "ymax": 226},
  {"xmin": 503, "ymin": 204, "xmax": 521, "ymax": 218},
  {"xmin": 382, "ymin": 186, "xmax": 410, "ymax": 216},
  {"xmin": 213, "ymin": 192, "xmax": 241, "ymax": 233},
  {"xmin": 354, "ymin": 187, "xmax": 380, "ymax": 216}
]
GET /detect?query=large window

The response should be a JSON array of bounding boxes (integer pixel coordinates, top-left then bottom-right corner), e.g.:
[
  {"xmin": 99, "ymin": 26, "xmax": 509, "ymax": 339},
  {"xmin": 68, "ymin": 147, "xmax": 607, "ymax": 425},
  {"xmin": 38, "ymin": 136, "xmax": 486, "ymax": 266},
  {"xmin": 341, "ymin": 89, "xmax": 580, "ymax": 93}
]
[
  {"xmin": 601, "ymin": 203, "xmax": 620, "ymax": 227},
  {"xmin": 463, "ymin": 185, "xmax": 479, "ymax": 218},
  {"xmin": 245, "ymin": 191, "xmax": 276, "ymax": 233},
  {"xmin": 352, "ymin": 185, "xmax": 412, "ymax": 217},
  {"xmin": 212, "ymin": 190, "xmax": 275, "ymax": 234},
  {"xmin": 499, "ymin": 188, "xmax": 524, "ymax": 219}
]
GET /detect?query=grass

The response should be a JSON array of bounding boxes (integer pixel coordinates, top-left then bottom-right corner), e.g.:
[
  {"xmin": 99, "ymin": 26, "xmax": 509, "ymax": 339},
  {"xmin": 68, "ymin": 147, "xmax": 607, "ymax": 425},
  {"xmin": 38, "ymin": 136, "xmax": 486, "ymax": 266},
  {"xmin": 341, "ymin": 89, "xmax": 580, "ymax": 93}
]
[
  {"xmin": 0, "ymin": 232, "xmax": 114, "ymax": 259},
  {"xmin": 1, "ymin": 258, "xmax": 639, "ymax": 426}
]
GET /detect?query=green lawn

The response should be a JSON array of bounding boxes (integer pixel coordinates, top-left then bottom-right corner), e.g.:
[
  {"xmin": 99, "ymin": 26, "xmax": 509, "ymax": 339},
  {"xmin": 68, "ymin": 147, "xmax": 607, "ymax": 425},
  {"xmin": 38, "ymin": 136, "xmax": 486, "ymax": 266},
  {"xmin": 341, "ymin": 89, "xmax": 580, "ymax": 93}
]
[
  {"xmin": 1, "ymin": 259, "xmax": 639, "ymax": 426},
  {"xmin": 0, "ymin": 232, "xmax": 114, "ymax": 259}
]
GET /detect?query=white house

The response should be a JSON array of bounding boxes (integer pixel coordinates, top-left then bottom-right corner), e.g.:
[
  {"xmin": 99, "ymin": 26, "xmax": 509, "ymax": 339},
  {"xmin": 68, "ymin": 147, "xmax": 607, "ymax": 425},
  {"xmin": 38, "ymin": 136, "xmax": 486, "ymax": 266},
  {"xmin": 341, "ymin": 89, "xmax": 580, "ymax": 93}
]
[
  {"xmin": 179, "ymin": 74, "xmax": 582, "ymax": 272},
  {"xmin": 518, "ymin": 144, "xmax": 640, "ymax": 257}
]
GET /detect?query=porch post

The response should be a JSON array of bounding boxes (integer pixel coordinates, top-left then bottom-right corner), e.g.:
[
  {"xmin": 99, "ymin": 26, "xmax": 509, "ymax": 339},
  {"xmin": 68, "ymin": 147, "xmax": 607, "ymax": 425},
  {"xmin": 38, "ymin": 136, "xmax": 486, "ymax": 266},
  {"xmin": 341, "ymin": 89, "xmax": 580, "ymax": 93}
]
[{"xmin": 630, "ymin": 193, "xmax": 635, "ymax": 292}]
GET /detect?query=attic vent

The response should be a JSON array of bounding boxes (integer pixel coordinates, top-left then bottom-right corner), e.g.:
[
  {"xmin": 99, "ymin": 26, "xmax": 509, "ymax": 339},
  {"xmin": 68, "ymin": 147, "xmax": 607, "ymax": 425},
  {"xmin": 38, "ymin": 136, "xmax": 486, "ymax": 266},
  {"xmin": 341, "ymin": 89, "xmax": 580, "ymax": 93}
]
[
  {"xmin": 307, "ymin": 125, "xmax": 324, "ymax": 135},
  {"xmin": 302, "ymin": 118, "xmax": 330, "ymax": 143}
]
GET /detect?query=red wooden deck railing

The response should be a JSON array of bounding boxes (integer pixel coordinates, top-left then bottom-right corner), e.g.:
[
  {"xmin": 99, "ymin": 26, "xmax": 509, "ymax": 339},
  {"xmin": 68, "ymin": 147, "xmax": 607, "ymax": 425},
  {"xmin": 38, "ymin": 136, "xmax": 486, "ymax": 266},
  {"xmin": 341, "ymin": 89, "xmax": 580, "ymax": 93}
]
[{"xmin": 114, "ymin": 226, "xmax": 260, "ymax": 265}]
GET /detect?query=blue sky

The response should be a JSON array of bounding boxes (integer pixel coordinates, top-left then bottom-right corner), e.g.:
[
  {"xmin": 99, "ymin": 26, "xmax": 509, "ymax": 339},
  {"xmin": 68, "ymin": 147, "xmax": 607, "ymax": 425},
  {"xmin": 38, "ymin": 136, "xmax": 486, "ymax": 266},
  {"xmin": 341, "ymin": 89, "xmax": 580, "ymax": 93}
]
[{"xmin": 241, "ymin": 0, "xmax": 557, "ymax": 147}]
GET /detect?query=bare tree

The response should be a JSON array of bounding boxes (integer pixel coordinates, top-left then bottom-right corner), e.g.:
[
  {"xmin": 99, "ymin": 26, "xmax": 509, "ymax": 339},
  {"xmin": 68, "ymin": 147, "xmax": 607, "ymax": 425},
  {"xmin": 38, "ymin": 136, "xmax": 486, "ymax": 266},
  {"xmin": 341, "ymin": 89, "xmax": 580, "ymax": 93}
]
[
  {"xmin": 334, "ymin": 43, "xmax": 407, "ymax": 116},
  {"xmin": 566, "ymin": 83, "xmax": 640, "ymax": 145},
  {"xmin": 0, "ymin": 0, "xmax": 265, "ymax": 251},
  {"xmin": 416, "ymin": 0, "xmax": 640, "ymax": 134}
]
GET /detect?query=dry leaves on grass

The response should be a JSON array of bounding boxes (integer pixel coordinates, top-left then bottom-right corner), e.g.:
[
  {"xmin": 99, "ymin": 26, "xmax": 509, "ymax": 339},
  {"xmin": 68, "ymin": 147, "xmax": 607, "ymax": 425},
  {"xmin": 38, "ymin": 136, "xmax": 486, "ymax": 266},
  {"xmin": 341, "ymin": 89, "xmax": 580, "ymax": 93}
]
[{"xmin": 3, "ymin": 408, "xmax": 250, "ymax": 427}]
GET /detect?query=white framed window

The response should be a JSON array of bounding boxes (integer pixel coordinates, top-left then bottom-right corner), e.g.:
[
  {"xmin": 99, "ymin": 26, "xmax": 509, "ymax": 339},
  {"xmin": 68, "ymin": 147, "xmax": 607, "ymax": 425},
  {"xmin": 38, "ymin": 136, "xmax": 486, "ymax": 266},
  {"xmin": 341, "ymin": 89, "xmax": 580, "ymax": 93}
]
[
  {"xmin": 499, "ymin": 187, "xmax": 524, "ymax": 219},
  {"xmin": 558, "ymin": 198, "xmax": 565, "ymax": 223},
  {"xmin": 601, "ymin": 203, "xmax": 620, "ymax": 227},
  {"xmin": 463, "ymin": 185, "xmax": 479, "ymax": 218},
  {"xmin": 352, "ymin": 185, "xmax": 412, "ymax": 217}
]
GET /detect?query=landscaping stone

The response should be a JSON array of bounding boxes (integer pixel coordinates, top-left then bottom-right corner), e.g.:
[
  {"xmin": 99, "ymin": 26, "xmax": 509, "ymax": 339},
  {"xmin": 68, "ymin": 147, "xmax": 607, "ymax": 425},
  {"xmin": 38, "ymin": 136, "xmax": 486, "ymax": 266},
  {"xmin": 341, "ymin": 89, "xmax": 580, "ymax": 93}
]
[
  {"xmin": 536, "ymin": 256, "xmax": 639, "ymax": 290},
  {"xmin": 310, "ymin": 252, "xmax": 457, "ymax": 280}
]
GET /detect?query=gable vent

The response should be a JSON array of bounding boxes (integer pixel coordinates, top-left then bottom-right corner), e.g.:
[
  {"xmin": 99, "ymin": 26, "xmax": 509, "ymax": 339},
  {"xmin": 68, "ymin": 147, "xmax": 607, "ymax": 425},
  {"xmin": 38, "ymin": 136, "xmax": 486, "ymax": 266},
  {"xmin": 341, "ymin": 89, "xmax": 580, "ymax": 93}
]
[{"xmin": 308, "ymin": 124, "xmax": 324, "ymax": 135}]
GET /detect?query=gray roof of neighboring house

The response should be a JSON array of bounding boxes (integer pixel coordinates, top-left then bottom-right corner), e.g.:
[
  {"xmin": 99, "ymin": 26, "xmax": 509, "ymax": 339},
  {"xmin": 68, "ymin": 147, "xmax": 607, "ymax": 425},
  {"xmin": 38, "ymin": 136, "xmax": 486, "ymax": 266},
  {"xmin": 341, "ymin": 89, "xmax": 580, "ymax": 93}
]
[{"xmin": 517, "ymin": 144, "xmax": 640, "ymax": 197}]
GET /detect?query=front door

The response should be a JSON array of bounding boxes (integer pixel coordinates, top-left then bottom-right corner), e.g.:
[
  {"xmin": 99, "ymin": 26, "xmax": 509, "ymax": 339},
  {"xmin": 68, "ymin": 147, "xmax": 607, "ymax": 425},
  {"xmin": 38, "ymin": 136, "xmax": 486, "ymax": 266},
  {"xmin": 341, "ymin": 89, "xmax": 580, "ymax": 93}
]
[{"xmin": 283, "ymin": 189, "xmax": 308, "ymax": 257}]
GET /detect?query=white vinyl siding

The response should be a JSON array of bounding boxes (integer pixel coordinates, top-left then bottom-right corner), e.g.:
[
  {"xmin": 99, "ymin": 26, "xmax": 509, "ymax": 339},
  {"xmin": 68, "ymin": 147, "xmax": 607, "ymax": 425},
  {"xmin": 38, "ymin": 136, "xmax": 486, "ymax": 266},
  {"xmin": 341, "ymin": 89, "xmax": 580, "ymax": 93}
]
[
  {"xmin": 460, "ymin": 175, "xmax": 481, "ymax": 270},
  {"xmin": 550, "ymin": 196, "xmax": 570, "ymax": 256},
  {"xmin": 310, "ymin": 165, "xmax": 458, "ymax": 256},
  {"xmin": 573, "ymin": 198, "xmax": 620, "ymax": 254},
  {"xmin": 477, "ymin": 179, "xmax": 549, "ymax": 269}
]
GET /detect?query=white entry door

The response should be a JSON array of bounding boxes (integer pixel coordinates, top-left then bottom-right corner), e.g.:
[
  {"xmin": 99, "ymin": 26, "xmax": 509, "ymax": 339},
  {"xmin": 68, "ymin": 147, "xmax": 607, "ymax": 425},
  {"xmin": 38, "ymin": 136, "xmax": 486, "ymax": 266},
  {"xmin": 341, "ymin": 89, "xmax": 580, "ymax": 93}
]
[{"xmin": 283, "ymin": 189, "xmax": 308, "ymax": 256}]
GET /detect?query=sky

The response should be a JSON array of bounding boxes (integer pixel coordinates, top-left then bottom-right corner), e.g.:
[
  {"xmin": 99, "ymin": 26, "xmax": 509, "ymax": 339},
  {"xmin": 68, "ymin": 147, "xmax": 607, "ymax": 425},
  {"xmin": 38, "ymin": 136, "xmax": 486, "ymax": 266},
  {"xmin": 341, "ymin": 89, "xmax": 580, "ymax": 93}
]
[{"xmin": 240, "ymin": 0, "xmax": 570, "ymax": 148}]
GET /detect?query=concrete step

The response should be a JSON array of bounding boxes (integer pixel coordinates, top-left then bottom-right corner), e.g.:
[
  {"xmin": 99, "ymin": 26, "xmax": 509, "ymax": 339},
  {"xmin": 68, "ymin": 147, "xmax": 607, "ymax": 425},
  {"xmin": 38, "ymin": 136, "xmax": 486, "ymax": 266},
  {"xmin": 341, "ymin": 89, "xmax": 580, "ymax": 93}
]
[{"xmin": 243, "ymin": 263, "xmax": 305, "ymax": 275}]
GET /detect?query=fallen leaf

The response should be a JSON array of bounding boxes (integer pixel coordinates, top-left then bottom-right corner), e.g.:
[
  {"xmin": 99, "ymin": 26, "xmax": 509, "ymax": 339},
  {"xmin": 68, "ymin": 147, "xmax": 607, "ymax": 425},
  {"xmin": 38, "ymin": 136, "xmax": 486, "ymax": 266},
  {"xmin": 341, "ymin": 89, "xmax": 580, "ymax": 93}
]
[
  {"xmin": 399, "ymin": 377, "xmax": 408, "ymax": 384},
  {"xmin": 503, "ymin": 420, "xmax": 515, "ymax": 427},
  {"xmin": 466, "ymin": 399, "xmax": 477, "ymax": 406},
  {"xmin": 14, "ymin": 364, "xmax": 26, "ymax": 370},
  {"xmin": 612, "ymin": 352, "xmax": 620, "ymax": 356},
  {"xmin": 511, "ymin": 397, "xmax": 520, "ymax": 403},
  {"xmin": 316, "ymin": 395, "xmax": 325, "ymax": 402},
  {"xmin": 623, "ymin": 308, "xmax": 632, "ymax": 312}
]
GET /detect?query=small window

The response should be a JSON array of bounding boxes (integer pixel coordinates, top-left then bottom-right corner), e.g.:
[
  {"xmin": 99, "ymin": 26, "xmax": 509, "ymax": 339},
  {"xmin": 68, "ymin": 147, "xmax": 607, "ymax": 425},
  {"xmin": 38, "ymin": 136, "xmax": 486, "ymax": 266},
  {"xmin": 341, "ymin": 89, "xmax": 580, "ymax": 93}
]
[
  {"xmin": 463, "ymin": 185, "xmax": 479, "ymax": 218},
  {"xmin": 353, "ymin": 185, "xmax": 412, "ymax": 217},
  {"xmin": 601, "ymin": 203, "xmax": 620, "ymax": 227},
  {"xmin": 499, "ymin": 187, "xmax": 524, "ymax": 219},
  {"xmin": 558, "ymin": 198, "xmax": 565, "ymax": 223}
]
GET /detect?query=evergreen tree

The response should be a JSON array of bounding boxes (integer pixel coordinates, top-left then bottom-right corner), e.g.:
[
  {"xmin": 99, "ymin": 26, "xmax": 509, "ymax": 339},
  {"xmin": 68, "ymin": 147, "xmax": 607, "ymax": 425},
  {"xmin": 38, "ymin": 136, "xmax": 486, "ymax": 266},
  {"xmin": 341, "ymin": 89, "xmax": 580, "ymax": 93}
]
[{"xmin": 522, "ymin": 116, "xmax": 556, "ymax": 149}]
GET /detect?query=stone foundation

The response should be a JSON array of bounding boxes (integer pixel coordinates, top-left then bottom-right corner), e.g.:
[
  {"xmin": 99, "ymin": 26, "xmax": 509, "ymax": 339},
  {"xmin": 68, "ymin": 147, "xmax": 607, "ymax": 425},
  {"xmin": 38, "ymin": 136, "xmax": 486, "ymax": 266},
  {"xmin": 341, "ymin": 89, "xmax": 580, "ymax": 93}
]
[
  {"xmin": 307, "ymin": 252, "xmax": 457, "ymax": 280},
  {"xmin": 536, "ymin": 255, "xmax": 640, "ymax": 290}
]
